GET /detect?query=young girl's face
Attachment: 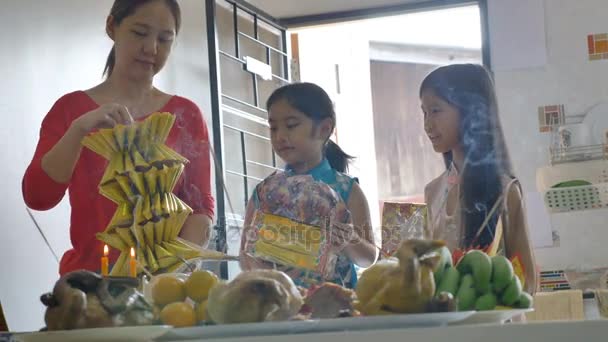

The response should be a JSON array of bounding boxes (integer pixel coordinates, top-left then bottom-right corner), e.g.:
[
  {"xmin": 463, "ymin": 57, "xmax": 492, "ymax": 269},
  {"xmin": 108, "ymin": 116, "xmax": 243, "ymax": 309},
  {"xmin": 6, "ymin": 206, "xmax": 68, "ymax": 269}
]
[
  {"xmin": 109, "ymin": 0, "xmax": 176, "ymax": 80},
  {"xmin": 268, "ymin": 99, "xmax": 329, "ymax": 168},
  {"xmin": 421, "ymin": 89, "xmax": 461, "ymax": 154}
]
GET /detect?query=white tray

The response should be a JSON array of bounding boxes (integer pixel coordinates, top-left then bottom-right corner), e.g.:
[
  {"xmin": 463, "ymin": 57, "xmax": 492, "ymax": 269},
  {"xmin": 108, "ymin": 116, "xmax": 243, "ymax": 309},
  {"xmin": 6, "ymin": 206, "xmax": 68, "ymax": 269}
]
[
  {"xmin": 14, "ymin": 325, "xmax": 171, "ymax": 342},
  {"xmin": 449, "ymin": 308, "xmax": 533, "ymax": 325},
  {"xmin": 160, "ymin": 311, "xmax": 475, "ymax": 340}
]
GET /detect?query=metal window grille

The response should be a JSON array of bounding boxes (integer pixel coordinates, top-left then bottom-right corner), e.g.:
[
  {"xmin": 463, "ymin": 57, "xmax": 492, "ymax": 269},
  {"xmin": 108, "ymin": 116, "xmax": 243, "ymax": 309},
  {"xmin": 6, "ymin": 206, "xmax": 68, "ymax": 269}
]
[{"xmin": 206, "ymin": 0, "xmax": 290, "ymax": 279}]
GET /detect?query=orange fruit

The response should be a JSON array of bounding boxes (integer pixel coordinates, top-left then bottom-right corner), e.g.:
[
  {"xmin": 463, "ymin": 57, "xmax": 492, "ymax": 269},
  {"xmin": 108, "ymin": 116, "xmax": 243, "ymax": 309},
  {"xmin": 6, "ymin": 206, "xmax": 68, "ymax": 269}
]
[
  {"xmin": 195, "ymin": 300, "xmax": 208, "ymax": 323},
  {"xmin": 152, "ymin": 275, "xmax": 186, "ymax": 307},
  {"xmin": 160, "ymin": 302, "xmax": 197, "ymax": 328},
  {"xmin": 185, "ymin": 270, "xmax": 219, "ymax": 302}
]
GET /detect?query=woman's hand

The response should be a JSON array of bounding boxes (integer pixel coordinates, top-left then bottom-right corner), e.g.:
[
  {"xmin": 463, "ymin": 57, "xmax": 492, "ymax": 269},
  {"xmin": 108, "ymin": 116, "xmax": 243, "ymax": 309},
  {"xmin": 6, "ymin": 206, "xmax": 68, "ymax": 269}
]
[
  {"xmin": 72, "ymin": 103, "xmax": 134, "ymax": 136},
  {"xmin": 41, "ymin": 103, "xmax": 133, "ymax": 183}
]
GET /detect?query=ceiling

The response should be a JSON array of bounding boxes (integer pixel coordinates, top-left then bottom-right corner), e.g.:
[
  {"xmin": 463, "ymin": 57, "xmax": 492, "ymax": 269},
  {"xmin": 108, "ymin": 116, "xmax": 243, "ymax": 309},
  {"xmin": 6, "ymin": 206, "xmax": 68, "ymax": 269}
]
[{"xmin": 243, "ymin": 0, "xmax": 431, "ymax": 19}]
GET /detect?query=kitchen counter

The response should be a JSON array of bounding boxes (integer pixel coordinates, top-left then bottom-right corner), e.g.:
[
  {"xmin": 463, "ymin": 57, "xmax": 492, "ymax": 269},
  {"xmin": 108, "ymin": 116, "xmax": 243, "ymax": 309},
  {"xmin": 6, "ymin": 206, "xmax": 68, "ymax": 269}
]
[{"xmin": 160, "ymin": 320, "xmax": 608, "ymax": 342}]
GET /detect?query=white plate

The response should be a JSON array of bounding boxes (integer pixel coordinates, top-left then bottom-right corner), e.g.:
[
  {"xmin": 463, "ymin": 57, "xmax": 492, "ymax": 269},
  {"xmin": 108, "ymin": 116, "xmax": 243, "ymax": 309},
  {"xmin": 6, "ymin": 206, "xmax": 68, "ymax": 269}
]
[
  {"xmin": 160, "ymin": 311, "xmax": 475, "ymax": 340},
  {"xmin": 450, "ymin": 308, "xmax": 533, "ymax": 325},
  {"xmin": 14, "ymin": 325, "xmax": 172, "ymax": 342}
]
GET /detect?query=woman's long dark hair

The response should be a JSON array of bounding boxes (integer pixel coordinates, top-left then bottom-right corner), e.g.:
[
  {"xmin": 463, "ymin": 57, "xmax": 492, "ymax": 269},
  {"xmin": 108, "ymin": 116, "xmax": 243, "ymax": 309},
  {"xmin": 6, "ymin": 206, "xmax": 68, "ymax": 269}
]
[
  {"xmin": 103, "ymin": 0, "xmax": 181, "ymax": 77},
  {"xmin": 266, "ymin": 82, "xmax": 354, "ymax": 173},
  {"xmin": 420, "ymin": 64, "xmax": 514, "ymax": 249}
]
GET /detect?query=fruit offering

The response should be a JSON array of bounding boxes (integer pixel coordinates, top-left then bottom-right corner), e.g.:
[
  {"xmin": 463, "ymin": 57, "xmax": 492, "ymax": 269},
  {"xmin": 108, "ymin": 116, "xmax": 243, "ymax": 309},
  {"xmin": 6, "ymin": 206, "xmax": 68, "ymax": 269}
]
[
  {"xmin": 150, "ymin": 270, "xmax": 220, "ymax": 327},
  {"xmin": 207, "ymin": 269, "xmax": 303, "ymax": 324},
  {"xmin": 433, "ymin": 248, "xmax": 533, "ymax": 311},
  {"xmin": 355, "ymin": 239, "xmax": 451, "ymax": 315},
  {"xmin": 40, "ymin": 270, "xmax": 155, "ymax": 331},
  {"xmin": 83, "ymin": 112, "xmax": 228, "ymax": 275}
]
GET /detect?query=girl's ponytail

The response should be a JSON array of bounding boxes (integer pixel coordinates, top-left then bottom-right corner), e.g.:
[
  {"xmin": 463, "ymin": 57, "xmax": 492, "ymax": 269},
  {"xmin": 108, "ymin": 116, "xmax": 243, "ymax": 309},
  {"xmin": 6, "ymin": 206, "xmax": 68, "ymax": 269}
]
[
  {"xmin": 325, "ymin": 140, "xmax": 354, "ymax": 173},
  {"xmin": 267, "ymin": 82, "xmax": 356, "ymax": 173}
]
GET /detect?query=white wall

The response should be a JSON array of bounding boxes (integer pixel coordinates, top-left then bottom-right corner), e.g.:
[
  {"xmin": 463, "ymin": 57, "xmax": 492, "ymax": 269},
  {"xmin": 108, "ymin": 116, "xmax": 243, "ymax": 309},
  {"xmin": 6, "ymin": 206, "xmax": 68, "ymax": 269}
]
[
  {"xmin": 296, "ymin": 24, "xmax": 382, "ymax": 241},
  {"xmin": 0, "ymin": 0, "xmax": 212, "ymax": 331},
  {"xmin": 488, "ymin": 0, "xmax": 608, "ymax": 271}
]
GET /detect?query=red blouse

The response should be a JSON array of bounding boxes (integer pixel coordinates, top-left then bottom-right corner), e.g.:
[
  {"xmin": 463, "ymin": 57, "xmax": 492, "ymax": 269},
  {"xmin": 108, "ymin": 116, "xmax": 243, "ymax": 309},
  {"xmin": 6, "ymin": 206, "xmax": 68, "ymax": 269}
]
[{"xmin": 22, "ymin": 91, "xmax": 215, "ymax": 275}]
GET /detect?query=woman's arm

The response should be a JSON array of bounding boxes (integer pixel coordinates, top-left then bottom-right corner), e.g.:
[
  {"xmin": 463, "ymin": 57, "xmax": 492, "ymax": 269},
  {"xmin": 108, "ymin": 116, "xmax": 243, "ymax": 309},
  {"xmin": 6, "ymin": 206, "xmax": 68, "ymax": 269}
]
[
  {"xmin": 40, "ymin": 122, "xmax": 87, "ymax": 184},
  {"xmin": 179, "ymin": 214, "xmax": 212, "ymax": 247},
  {"xmin": 23, "ymin": 98, "xmax": 131, "ymax": 210},
  {"xmin": 42, "ymin": 103, "xmax": 132, "ymax": 183},
  {"xmin": 339, "ymin": 183, "xmax": 377, "ymax": 268},
  {"xmin": 176, "ymin": 105, "xmax": 215, "ymax": 246},
  {"xmin": 23, "ymin": 117, "xmax": 78, "ymax": 210},
  {"xmin": 504, "ymin": 182, "xmax": 538, "ymax": 294}
]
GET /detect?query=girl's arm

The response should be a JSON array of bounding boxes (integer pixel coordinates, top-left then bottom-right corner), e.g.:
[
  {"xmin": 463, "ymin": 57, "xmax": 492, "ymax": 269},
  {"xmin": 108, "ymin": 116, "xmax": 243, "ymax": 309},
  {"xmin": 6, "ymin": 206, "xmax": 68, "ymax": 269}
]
[
  {"xmin": 423, "ymin": 184, "xmax": 435, "ymax": 240},
  {"xmin": 504, "ymin": 182, "xmax": 538, "ymax": 294},
  {"xmin": 239, "ymin": 195, "xmax": 273, "ymax": 271},
  {"xmin": 340, "ymin": 183, "xmax": 378, "ymax": 268}
]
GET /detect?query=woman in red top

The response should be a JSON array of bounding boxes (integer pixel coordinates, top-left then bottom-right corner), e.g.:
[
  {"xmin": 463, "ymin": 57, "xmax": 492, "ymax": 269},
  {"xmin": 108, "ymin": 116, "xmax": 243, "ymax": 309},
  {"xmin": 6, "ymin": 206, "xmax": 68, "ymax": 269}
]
[{"xmin": 22, "ymin": 0, "xmax": 215, "ymax": 275}]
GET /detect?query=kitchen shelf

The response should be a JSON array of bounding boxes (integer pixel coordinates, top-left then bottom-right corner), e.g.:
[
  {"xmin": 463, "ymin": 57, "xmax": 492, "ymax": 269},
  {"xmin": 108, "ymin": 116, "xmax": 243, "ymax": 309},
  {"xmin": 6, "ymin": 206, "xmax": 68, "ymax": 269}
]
[{"xmin": 550, "ymin": 144, "xmax": 608, "ymax": 165}]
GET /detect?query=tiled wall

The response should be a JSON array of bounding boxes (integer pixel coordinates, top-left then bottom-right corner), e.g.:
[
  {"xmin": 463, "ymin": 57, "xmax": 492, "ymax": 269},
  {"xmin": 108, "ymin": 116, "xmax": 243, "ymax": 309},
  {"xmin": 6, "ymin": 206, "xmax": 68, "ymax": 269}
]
[
  {"xmin": 588, "ymin": 33, "xmax": 608, "ymax": 60},
  {"xmin": 538, "ymin": 104, "xmax": 566, "ymax": 133}
]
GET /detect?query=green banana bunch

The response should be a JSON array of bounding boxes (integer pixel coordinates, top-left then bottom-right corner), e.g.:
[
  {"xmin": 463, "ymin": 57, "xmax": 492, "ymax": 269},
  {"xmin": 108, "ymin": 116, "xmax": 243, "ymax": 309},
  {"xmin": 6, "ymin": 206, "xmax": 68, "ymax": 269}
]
[
  {"xmin": 456, "ymin": 274, "xmax": 476, "ymax": 311},
  {"xmin": 492, "ymin": 256, "xmax": 532, "ymax": 309},
  {"xmin": 433, "ymin": 246, "xmax": 453, "ymax": 285},
  {"xmin": 436, "ymin": 267, "xmax": 460, "ymax": 296},
  {"xmin": 434, "ymin": 249, "xmax": 533, "ymax": 311},
  {"xmin": 492, "ymin": 255, "xmax": 514, "ymax": 292},
  {"xmin": 457, "ymin": 250, "xmax": 492, "ymax": 294}
]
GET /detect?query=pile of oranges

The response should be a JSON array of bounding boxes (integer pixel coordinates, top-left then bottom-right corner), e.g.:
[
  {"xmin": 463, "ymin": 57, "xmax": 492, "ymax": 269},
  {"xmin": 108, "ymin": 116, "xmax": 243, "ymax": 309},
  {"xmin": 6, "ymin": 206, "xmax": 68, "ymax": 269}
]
[{"xmin": 151, "ymin": 270, "xmax": 219, "ymax": 327}]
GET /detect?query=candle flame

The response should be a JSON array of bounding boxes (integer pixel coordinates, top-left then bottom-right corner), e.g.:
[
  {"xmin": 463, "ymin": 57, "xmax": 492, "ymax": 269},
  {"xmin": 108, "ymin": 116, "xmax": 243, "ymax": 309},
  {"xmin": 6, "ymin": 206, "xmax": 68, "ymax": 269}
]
[
  {"xmin": 103, "ymin": 244, "xmax": 109, "ymax": 256},
  {"xmin": 130, "ymin": 247, "xmax": 135, "ymax": 257}
]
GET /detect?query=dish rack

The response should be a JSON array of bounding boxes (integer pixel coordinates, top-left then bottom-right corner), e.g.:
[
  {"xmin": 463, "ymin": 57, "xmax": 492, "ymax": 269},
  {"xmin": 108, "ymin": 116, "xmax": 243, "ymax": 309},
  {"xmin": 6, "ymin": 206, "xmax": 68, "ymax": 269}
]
[
  {"xmin": 536, "ymin": 160, "xmax": 608, "ymax": 213},
  {"xmin": 550, "ymin": 144, "xmax": 608, "ymax": 165}
]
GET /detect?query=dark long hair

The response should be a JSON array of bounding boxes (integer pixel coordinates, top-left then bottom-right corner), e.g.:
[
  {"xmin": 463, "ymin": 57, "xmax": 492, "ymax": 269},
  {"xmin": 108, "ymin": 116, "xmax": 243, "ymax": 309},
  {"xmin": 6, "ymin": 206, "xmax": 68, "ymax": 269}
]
[
  {"xmin": 266, "ymin": 82, "xmax": 354, "ymax": 173},
  {"xmin": 103, "ymin": 0, "xmax": 181, "ymax": 77},
  {"xmin": 420, "ymin": 64, "xmax": 514, "ymax": 249}
]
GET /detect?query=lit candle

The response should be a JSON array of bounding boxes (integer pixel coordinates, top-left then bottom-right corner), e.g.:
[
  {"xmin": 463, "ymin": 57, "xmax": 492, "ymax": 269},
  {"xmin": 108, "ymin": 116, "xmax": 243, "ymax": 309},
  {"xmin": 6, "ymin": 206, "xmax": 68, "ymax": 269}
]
[
  {"xmin": 101, "ymin": 245, "xmax": 109, "ymax": 276},
  {"xmin": 129, "ymin": 247, "xmax": 137, "ymax": 278}
]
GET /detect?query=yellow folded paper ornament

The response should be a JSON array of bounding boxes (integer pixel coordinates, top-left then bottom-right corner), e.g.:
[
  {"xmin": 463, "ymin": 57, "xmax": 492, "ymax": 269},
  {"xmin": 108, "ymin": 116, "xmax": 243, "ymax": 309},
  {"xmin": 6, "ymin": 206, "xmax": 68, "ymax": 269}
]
[
  {"xmin": 110, "ymin": 251, "xmax": 129, "ymax": 277},
  {"xmin": 115, "ymin": 227, "xmax": 136, "ymax": 248},
  {"xmin": 130, "ymin": 147, "xmax": 149, "ymax": 171},
  {"xmin": 98, "ymin": 128, "xmax": 119, "ymax": 153},
  {"xmin": 96, "ymin": 232, "xmax": 127, "ymax": 251},
  {"xmin": 142, "ymin": 221, "xmax": 155, "ymax": 247},
  {"xmin": 99, "ymin": 181, "xmax": 128, "ymax": 204},
  {"xmin": 144, "ymin": 168, "xmax": 158, "ymax": 195},
  {"xmin": 105, "ymin": 202, "xmax": 133, "ymax": 231},
  {"xmin": 113, "ymin": 125, "xmax": 127, "ymax": 151},
  {"xmin": 154, "ymin": 219, "xmax": 166, "ymax": 244},
  {"xmin": 129, "ymin": 171, "xmax": 146, "ymax": 197},
  {"xmin": 146, "ymin": 245, "xmax": 159, "ymax": 273}
]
